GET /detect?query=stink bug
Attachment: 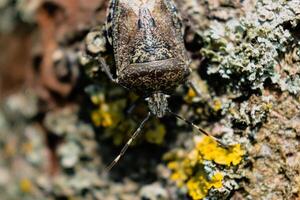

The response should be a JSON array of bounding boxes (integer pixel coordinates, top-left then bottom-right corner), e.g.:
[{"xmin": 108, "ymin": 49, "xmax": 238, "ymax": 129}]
[{"xmin": 85, "ymin": 0, "xmax": 226, "ymax": 171}]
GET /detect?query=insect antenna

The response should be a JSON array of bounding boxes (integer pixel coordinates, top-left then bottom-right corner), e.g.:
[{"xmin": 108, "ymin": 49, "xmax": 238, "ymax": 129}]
[
  {"xmin": 105, "ymin": 112, "xmax": 152, "ymax": 171},
  {"xmin": 166, "ymin": 109, "xmax": 229, "ymax": 148}
]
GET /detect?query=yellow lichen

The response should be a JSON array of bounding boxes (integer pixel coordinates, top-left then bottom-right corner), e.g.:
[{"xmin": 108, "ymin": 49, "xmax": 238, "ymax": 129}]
[
  {"xmin": 20, "ymin": 178, "xmax": 33, "ymax": 193},
  {"xmin": 196, "ymin": 136, "xmax": 244, "ymax": 166},
  {"xmin": 89, "ymin": 89, "xmax": 167, "ymax": 146},
  {"xmin": 166, "ymin": 136, "xmax": 245, "ymax": 200},
  {"xmin": 91, "ymin": 108, "xmax": 113, "ymax": 127},
  {"xmin": 212, "ymin": 98, "xmax": 222, "ymax": 112},
  {"xmin": 187, "ymin": 172, "xmax": 223, "ymax": 200},
  {"xmin": 109, "ymin": 119, "xmax": 136, "ymax": 145},
  {"xmin": 184, "ymin": 79, "xmax": 209, "ymax": 103},
  {"xmin": 262, "ymin": 102, "xmax": 273, "ymax": 110},
  {"xmin": 90, "ymin": 93, "xmax": 113, "ymax": 127},
  {"xmin": 145, "ymin": 121, "xmax": 166, "ymax": 145},
  {"xmin": 168, "ymin": 158, "xmax": 192, "ymax": 187},
  {"xmin": 184, "ymin": 88, "xmax": 197, "ymax": 103}
]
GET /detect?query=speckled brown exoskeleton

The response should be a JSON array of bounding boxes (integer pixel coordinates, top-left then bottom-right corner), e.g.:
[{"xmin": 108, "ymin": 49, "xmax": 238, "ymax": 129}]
[
  {"xmin": 85, "ymin": 0, "xmax": 226, "ymax": 170},
  {"xmin": 103, "ymin": 0, "xmax": 191, "ymax": 117}
]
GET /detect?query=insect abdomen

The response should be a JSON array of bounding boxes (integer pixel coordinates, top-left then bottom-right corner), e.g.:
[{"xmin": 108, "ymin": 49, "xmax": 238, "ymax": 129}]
[{"xmin": 119, "ymin": 58, "xmax": 189, "ymax": 95}]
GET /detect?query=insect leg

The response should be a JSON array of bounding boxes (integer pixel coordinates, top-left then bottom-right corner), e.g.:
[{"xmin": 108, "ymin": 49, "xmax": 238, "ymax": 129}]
[
  {"xmin": 186, "ymin": 76, "xmax": 212, "ymax": 101},
  {"xmin": 166, "ymin": 109, "xmax": 229, "ymax": 148},
  {"xmin": 105, "ymin": 112, "xmax": 152, "ymax": 171},
  {"xmin": 187, "ymin": 79, "xmax": 202, "ymax": 97},
  {"xmin": 98, "ymin": 56, "xmax": 118, "ymax": 83}
]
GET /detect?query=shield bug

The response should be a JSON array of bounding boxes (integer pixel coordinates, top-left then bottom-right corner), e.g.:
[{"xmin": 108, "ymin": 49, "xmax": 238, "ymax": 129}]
[
  {"xmin": 85, "ymin": 0, "xmax": 226, "ymax": 171},
  {"xmin": 105, "ymin": 0, "xmax": 190, "ymax": 117}
]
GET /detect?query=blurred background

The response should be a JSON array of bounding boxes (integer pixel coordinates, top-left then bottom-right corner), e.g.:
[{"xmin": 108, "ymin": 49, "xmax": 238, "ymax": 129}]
[{"xmin": 0, "ymin": 0, "xmax": 299, "ymax": 200}]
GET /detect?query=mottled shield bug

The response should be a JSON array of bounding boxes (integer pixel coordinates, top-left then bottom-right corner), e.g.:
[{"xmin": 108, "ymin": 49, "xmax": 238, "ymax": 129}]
[
  {"xmin": 85, "ymin": 0, "xmax": 226, "ymax": 170},
  {"xmin": 105, "ymin": 0, "xmax": 190, "ymax": 117}
]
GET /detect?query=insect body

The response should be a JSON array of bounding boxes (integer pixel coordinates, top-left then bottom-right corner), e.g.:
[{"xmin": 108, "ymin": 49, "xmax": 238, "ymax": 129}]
[
  {"xmin": 86, "ymin": 0, "xmax": 226, "ymax": 170},
  {"xmin": 105, "ymin": 0, "xmax": 190, "ymax": 117}
]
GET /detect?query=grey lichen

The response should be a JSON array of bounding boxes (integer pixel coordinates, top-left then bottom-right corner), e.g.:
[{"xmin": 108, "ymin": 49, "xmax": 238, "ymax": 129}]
[{"xmin": 200, "ymin": 0, "xmax": 300, "ymax": 95}]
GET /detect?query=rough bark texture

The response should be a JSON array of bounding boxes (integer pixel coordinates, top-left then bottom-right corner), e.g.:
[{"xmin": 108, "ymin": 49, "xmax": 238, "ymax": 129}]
[{"xmin": 0, "ymin": 0, "xmax": 299, "ymax": 200}]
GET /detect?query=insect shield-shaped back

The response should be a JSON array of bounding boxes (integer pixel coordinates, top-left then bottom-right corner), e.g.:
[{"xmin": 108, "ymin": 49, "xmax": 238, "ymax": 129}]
[{"xmin": 107, "ymin": 0, "xmax": 190, "ymax": 96}]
